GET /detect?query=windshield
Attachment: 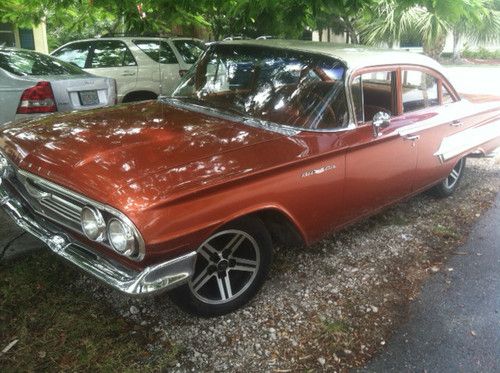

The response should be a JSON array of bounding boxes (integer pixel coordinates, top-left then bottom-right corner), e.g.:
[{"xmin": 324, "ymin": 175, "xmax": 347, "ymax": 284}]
[
  {"xmin": 0, "ymin": 49, "xmax": 86, "ymax": 76},
  {"xmin": 172, "ymin": 44, "xmax": 349, "ymax": 130}
]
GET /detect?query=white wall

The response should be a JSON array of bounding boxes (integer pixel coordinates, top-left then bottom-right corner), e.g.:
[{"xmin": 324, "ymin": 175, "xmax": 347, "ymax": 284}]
[{"xmin": 312, "ymin": 30, "xmax": 346, "ymax": 43}]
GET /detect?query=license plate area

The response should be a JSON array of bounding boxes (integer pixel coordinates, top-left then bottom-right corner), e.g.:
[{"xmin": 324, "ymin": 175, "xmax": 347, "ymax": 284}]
[{"xmin": 78, "ymin": 90, "xmax": 99, "ymax": 106}]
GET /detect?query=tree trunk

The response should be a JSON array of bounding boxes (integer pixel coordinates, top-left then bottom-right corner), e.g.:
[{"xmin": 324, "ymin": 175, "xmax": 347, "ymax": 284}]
[
  {"xmin": 345, "ymin": 20, "xmax": 358, "ymax": 44},
  {"xmin": 452, "ymin": 29, "xmax": 462, "ymax": 61},
  {"xmin": 319, "ymin": 29, "xmax": 323, "ymax": 42},
  {"xmin": 327, "ymin": 27, "xmax": 331, "ymax": 42},
  {"xmin": 423, "ymin": 33, "xmax": 447, "ymax": 60}
]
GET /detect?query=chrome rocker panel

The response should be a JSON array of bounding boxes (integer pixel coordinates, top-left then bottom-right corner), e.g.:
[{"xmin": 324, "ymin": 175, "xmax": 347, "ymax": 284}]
[{"xmin": 0, "ymin": 180, "xmax": 196, "ymax": 296}]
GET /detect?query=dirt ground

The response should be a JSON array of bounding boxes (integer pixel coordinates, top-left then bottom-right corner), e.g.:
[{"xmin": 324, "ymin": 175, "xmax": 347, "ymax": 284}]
[{"xmin": 92, "ymin": 158, "xmax": 500, "ymax": 372}]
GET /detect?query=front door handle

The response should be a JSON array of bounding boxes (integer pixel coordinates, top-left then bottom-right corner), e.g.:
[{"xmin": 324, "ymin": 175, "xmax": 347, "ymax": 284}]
[
  {"xmin": 403, "ymin": 134, "xmax": 420, "ymax": 141},
  {"xmin": 121, "ymin": 71, "xmax": 136, "ymax": 76},
  {"xmin": 451, "ymin": 119, "xmax": 462, "ymax": 127}
]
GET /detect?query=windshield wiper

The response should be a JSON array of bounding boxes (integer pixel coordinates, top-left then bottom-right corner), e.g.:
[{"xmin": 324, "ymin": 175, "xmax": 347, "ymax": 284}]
[{"xmin": 160, "ymin": 96, "xmax": 300, "ymax": 136}]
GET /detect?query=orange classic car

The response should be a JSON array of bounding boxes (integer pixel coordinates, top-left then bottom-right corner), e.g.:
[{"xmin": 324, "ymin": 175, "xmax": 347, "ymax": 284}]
[{"xmin": 0, "ymin": 40, "xmax": 499, "ymax": 316}]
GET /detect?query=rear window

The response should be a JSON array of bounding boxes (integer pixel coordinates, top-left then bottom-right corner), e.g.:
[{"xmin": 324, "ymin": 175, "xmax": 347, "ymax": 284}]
[
  {"xmin": 172, "ymin": 40, "xmax": 204, "ymax": 64},
  {"xmin": 0, "ymin": 49, "xmax": 85, "ymax": 76}
]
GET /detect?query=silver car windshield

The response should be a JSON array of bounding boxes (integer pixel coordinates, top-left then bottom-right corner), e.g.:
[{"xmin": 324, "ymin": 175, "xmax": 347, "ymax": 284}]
[{"xmin": 172, "ymin": 44, "xmax": 349, "ymax": 130}]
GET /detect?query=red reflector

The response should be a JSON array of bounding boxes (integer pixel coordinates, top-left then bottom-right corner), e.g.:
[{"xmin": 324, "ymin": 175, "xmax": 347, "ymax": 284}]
[{"xmin": 17, "ymin": 81, "xmax": 57, "ymax": 114}]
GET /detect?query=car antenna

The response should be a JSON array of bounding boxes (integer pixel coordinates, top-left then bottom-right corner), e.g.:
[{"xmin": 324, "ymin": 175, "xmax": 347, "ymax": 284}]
[
  {"xmin": 136, "ymin": 3, "xmax": 162, "ymax": 98},
  {"xmin": 158, "ymin": 37, "xmax": 163, "ymax": 98}
]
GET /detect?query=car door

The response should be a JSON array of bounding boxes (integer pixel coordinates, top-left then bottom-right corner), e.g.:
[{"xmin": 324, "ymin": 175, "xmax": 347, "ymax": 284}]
[
  {"xmin": 132, "ymin": 39, "xmax": 181, "ymax": 96},
  {"xmin": 85, "ymin": 40, "xmax": 138, "ymax": 102},
  {"xmin": 396, "ymin": 67, "xmax": 477, "ymax": 192},
  {"xmin": 340, "ymin": 68, "xmax": 418, "ymax": 223}
]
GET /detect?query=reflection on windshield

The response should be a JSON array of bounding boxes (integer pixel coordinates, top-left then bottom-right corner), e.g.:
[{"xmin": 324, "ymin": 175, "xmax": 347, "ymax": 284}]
[{"xmin": 173, "ymin": 44, "xmax": 349, "ymax": 130}]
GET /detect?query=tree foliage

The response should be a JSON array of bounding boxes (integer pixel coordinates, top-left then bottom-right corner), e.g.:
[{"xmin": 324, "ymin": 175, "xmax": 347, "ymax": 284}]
[
  {"xmin": 359, "ymin": 0, "xmax": 500, "ymax": 58},
  {"xmin": 1, "ymin": 0, "xmax": 498, "ymax": 58}
]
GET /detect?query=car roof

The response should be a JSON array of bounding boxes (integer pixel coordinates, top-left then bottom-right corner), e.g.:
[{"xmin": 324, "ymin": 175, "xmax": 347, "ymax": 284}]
[
  {"xmin": 62, "ymin": 36, "xmax": 203, "ymax": 43},
  {"xmin": 0, "ymin": 47, "xmax": 39, "ymax": 54},
  {"xmin": 220, "ymin": 39, "xmax": 446, "ymax": 75}
]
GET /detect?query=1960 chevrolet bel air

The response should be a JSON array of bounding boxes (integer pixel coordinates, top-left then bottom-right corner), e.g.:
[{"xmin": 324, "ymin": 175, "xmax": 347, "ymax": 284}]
[{"xmin": 0, "ymin": 40, "xmax": 499, "ymax": 316}]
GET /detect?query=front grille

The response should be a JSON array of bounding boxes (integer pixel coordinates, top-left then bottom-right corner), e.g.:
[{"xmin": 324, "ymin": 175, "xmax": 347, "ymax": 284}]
[
  {"xmin": 2, "ymin": 163, "xmax": 145, "ymax": 261},
  {"xmin": 9, "ymin": 170, "xmax": 85, "ymax": 234}
]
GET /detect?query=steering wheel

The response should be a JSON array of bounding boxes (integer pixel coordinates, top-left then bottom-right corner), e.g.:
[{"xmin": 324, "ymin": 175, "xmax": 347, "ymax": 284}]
[{"xmin": 295, "ymin": 91, "xmax": 337, "ymax": 129}]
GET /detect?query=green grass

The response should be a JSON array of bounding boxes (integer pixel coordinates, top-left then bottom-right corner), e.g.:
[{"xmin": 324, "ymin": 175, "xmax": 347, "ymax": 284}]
[
  {"xmin": 0, "ymin": 251, "xmax": 179, "ymax": 372},
  {"xmin": 318, "ymin": 320, "xmax": 355, "ymax": 353},
  {"xmin": 380, "ymin": 211, "xmax": 409, "ymax": 226},
  {"xmin": 432, "ymin": 225, "xmax": 460, "ymax": 240}
]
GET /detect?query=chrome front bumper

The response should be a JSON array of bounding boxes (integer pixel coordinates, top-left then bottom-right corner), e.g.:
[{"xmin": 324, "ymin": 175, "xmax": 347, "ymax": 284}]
[{"xmin": 0, "ymin": 178, "xmax": 196, "ymax": 296}]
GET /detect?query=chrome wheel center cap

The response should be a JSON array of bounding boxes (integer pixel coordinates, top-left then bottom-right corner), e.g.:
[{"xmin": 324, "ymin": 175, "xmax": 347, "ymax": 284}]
[{"xmin": 217, "ymin": 259, "xmax": 229, "ymax": 272}]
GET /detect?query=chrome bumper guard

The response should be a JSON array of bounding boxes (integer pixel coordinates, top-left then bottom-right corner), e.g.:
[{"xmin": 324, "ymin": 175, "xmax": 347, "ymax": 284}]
[{"xmin": 0, "ymin": 179, "xmax": 196, "ymax": 296}]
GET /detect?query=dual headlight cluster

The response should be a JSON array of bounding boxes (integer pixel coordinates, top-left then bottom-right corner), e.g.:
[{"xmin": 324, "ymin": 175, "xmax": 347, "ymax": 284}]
[
  {"xmin": 0, "ymin": 152, "xmax": 11, "ymax": 179},
  {"xmin": 81, "ymin": 206, "xmax": 138, "ymax": 258}
]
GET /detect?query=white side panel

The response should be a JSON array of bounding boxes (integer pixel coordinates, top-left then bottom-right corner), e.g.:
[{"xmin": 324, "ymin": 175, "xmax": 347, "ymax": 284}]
[{"xmin": 434, "ymin": 120, "xmax": 500, "ymax": 162}]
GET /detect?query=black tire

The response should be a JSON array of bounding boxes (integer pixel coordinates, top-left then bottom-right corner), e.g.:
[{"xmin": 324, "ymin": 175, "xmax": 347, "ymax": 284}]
[
  {"xmin": 430, "ymin": 157, "xmax": 466, "ymax": 198},
  {"xmin": 122, "ymin": 91, "xmax": 158, "ymax": 103},
  {"xmin": 169, "ymin": 216, "xmax": 272, "ymax": 317}
]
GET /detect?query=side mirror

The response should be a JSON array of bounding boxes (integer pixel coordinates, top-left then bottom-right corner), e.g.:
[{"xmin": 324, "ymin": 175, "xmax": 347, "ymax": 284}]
[{"xmin": 372, "ymin": 111, "xmax": 391, "ymax": 137}]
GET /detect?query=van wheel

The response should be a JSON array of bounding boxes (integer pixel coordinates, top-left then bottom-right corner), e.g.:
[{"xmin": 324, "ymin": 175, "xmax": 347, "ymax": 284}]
[
  {"xmin": 170, "ymin": 217, "xmax": 272, "ymax": 317},
  {"xmin": 431, "ymin": 157, "xmax": 466, "ymax": 197}
]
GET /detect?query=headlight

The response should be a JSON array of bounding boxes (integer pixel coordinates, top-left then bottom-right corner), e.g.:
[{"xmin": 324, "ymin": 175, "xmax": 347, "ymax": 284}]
[
  {"xmin": 81, "ymin": 206, "xmax": 106, "ymax": 241},
  {"xmin": 107, "ymin": 218, "xmax": 136, "ymax": 256},
  {"xmin": 0, "ymin": 153, "xmax": 9, "ymax": 178}
]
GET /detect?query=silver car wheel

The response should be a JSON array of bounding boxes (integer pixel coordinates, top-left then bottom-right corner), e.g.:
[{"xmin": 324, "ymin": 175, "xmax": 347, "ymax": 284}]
[
  {"xmin": 189, "ymin": 229, "xmax": 261, "ymax": 305},
  {"xmin": 444, "ymin": 158, "xmax": 465, "ymax": 189}
]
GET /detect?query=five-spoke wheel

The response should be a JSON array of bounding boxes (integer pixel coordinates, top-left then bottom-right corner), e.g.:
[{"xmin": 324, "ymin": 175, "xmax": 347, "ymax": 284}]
[
  {"xmin": 170, "ymin": 217, "xmax": 272, "ymax": 316},
  {"xmin": 431, "ymin": 157, "xmax": 466, "ymax": 197},
  {"xmin": 190, "ymin": 229, "xmax": 260, "ymax": 304}
]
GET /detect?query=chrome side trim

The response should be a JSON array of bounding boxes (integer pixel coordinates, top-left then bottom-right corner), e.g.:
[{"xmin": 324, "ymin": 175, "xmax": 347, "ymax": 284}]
[
  {"xmin": 434, "ymin": 120, "xmax": 500, "ymax": 163},
  {"xmin": 0, "ymin": 182, "xmax": 196, "ymax": 295}
]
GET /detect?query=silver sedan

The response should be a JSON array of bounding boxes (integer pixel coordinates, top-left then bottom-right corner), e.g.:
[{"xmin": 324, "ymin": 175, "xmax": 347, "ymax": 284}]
[{"xmin": 0, "ymin": 48, "xmax": 116, "ymax": 125}]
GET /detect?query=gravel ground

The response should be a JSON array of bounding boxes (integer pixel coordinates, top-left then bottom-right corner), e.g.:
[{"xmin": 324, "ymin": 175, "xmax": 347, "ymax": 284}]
[{"xmin": 67, "ymin": 157, "xmax": 499, "ymax": 372}]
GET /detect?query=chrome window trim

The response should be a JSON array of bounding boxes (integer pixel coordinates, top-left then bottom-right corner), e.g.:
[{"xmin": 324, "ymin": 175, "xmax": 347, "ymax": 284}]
[{"xmin": 167, "ymin": 49, "xmax": 358, "ymax": 135}]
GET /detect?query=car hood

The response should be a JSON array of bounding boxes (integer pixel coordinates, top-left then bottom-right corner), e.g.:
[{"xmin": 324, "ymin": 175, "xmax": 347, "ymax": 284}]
[{"xmin": 0, "ymin": 100, "xmax": 288, "ymax": 211}]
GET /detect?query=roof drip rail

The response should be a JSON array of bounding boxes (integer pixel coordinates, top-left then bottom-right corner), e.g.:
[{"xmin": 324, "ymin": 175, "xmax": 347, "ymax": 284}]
[{"xmin": 99, "ymin": 32, "xmax": 181, "ymax": 38}]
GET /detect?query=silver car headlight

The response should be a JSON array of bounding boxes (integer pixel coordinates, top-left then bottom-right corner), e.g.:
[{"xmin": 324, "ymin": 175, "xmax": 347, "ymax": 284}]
[
  {"xmin": 81, "ymin": 206, "xmax": 106, "ymax": 241},
  {"xmin": 0, "ymin": 152, "xmax": 9, "ymax": 178},
  {"xmin": 107, "ymin": 218, "xmax": 136, "ymax": 256}
]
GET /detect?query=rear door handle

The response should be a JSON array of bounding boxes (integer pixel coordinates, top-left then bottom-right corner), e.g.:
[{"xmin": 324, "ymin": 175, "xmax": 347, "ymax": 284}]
[
  {"xmin": 121, "ymin": 71, "xmax": 136, "ymax": 76},
  {"xmin": 451, "ymin": 119, "xmax": 462, "ymax": 127}
]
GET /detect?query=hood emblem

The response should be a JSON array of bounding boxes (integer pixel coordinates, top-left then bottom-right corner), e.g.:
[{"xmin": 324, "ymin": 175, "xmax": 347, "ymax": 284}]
[{"xmin": 301, "ymin": 164, "xmax": 336, "ymax": 178}]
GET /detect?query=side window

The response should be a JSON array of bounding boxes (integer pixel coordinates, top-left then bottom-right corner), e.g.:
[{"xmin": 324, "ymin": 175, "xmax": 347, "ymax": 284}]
[
  {"xmin": 402, "ymin": 70, "xmax": 438, "ymax": 112},
  {"xmin": 133, "ymin": 40, "xmax": 177, "ymax": 64},
  {"xmin": 351, "ymin": 70, "xmax": 396, "ymax": 123},
  {"xmin": 90, "ymin": 40, "xmax": 136, "ymax": 68},
  {"xmin": 52, "ymin": 42, "xmax": 91, "ymax": 68}
]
